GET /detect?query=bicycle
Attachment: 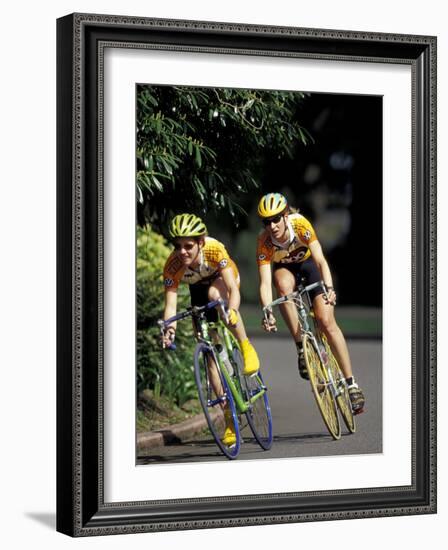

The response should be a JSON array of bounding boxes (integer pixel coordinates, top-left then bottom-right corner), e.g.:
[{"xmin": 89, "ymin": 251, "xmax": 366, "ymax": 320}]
[
  {"xmin": 263, "ymin": 280, "xmax": 356, "ymax": 440},
  {"xmin": 158, "ymin": 299, "xmax": 273, "ymax": 459}
]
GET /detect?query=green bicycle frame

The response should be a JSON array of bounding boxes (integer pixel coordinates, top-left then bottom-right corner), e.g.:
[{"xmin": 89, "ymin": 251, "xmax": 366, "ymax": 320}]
[{"xmin": 197, "ymin": 317, "xmax": 266, "ymax": 414}]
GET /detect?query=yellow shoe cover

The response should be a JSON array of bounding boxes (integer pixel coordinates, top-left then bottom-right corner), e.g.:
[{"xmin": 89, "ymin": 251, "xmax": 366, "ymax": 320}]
[
  {"xmin": 221, "ymin": 424, "xmax": 237, "ymax": 446},
  {"xmin": 221, "ymin": 410, "xmax": 237, "ymax": 446},
  {"xmin": 240, "ymin": 339, "xmax": 260, "ymax": 376}
]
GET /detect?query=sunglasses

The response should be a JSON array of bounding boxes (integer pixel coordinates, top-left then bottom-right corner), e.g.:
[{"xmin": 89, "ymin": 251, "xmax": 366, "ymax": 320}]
[
  {"xmin": 262, "ymin": 214, "xmax": 283, "ymax": 226},
  {"xmin": 174, "ymin": 242, "xmax": 197, "ymax": 251}
]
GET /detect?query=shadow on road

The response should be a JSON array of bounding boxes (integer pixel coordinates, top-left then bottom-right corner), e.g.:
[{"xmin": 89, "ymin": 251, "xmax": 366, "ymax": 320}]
[
  {"xmin": 272, "ymin": 432, "xmax": 339, "ymax": 444},
  {"xmin": 136, "ymin": 430, "xmax": 343, "ymax": 464}
]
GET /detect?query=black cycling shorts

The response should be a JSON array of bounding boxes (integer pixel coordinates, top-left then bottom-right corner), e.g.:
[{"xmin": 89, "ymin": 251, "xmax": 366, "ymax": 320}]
[
  {"xmin": 189, "ymin": 281, "xmax": 219, "ymax": 322},
  {"xmin": 273, "ymin": 257, "xmax": 324, "ymax": 302}
]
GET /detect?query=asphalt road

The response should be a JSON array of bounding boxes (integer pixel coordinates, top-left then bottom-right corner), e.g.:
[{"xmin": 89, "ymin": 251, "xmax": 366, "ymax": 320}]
[{"xmin": 137, "ymin": 337, "xmax": 382, "ymax": 464}]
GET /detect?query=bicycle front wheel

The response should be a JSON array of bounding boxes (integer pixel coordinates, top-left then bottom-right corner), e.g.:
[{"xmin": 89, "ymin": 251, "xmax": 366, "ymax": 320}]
[
  {"xmin": 230, "ymin": 345, "xmax": 273, "ymax": 450},
  {"xmin": 323, "ymin": 336, "xmax": 356, "ymax": 433},
  {"xmin": 194, "ymin": 343, "xmax": 240, "ymax": 459},
  {"xmin": 303, "ymin": 334, "xmax": 341, "ymax": 440}
]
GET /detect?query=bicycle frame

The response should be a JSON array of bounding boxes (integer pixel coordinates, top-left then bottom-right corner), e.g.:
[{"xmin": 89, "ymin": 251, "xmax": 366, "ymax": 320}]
[
  {"xmin": 159, "ymin": 299, "xmax": 266, "ymax": 415},
  {"xmin": 264, "ymin": 280, "xmax": 320, "ymax": 333},
  {"xmin": 264, "ymin": 281, "xmax": 340, "ymax": 399}
]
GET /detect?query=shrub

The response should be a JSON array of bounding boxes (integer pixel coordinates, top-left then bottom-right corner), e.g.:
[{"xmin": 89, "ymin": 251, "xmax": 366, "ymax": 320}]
[{"xmin": 137, "ymin": 225, "xmax": 197, "ymax": 406}]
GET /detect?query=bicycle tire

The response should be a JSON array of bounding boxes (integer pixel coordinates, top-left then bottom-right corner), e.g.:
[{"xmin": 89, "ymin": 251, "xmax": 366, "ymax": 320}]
[
  {"xmin": 303, "ymin": 334, "xmax": 341, "ymax": 440},
  {"xmin": 323, "ymin": 336, "xmax": 356, "ymax": 433},
  {"xmin": 193, "ymin": 343, "xmax": 240, "ymax": 459},
  {"xmin": 230, "ymin": 344, "xmax": 273, "ymax": 450}
]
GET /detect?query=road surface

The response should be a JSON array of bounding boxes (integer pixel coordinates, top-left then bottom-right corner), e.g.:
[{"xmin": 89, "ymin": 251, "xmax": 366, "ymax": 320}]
[{"xmin": 137, "ymin": 337, "xmax": 382, "ymax": 464}]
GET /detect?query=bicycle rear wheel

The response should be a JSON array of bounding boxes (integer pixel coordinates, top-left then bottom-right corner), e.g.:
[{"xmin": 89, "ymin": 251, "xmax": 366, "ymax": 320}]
[
  {"xmin": 194, "ymin": 343, "xmax": 240, "ymax": 459},
  {"xmin": 323, "ymin": 336, "xmax": 356, "ymax": 433},
  {"xmin": 230, "ymin": 345, "xmax": 273, "ymax": 450},
  {"xmin": 303, "ymin": 334, "xmax": 341, "ymax": 440}
]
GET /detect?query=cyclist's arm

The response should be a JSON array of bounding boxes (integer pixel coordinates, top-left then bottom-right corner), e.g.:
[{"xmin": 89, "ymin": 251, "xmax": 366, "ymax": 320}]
[
  {"xmin": 258, "ymin": 263, "xmax": 274, "ymax": 308},
  {"xmin": 163, "ymin": 289, "xmax": 178, "ymax": 328},
  {"xmin": 221, "ymin": 267, "xmax": 241, "ymax": 312},
  {"xmin": 309, "ymin": 240, "xmax": 333, "ymax": 289}
]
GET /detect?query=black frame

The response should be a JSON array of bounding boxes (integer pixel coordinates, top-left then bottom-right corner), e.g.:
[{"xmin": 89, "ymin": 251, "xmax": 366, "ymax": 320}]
[{"xmin": 57, "ymin": 13, "xmax": 437, "ymax": 536}]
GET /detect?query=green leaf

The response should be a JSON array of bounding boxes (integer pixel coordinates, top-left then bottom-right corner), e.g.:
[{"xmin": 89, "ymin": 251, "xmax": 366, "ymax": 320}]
[
  {"xmin": 160, "ymin": 157, "xmax": 173, "ymax": 175},
  {"xmin": 151, "ymin": 175, "xmax": 163, "ymax": 191},
  {"xmin": 243, "ymin": 98, "xmax": 255, "ymax": 112},
  {"xmin": 193, "ymin": 176, "xmax": 207, "ymax": 197},
  {"xmin": 143, "ymin": 155, "xmax": 154, "ymax": 171},
  {"xmin": 137, "ymin": 185, "xmax": 144, "ymax": 204},
  {"xmin": 194, "ymin": 145, "xmax": 202, "ymax": 168}
]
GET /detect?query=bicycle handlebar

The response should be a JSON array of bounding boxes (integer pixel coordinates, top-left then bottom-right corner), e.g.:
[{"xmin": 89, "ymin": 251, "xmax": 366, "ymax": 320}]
[
  {"xmin": 157, "ymin": 299, "xmax": 229, "ymax": 350},
  {"xmin": 159, "ymin": 298, "xmax": 229, "ymax": 327},
  {"xmin": 262, "ymin": 280, "xmax": 328, "ymax": 316}
]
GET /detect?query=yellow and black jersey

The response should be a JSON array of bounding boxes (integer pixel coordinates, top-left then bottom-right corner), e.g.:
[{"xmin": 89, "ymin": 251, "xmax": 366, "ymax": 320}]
[
  {"xmin": 163, "ymin": 237, "xmax": 239, "ymax": 290},
  {"xmin": 256, "ymin": 213, "xmax": 317, "ymax": 266}
]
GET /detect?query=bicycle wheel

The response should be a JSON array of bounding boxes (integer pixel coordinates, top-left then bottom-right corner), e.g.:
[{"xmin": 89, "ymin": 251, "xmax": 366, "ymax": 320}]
[
  {"xmin": 230, "ymin": 344, "xmax": 273, "ymax": 450},
  {"xmin": 323, "ymin": 336, "xmax": 356, "ymax": 433},
  {"xmin": 194, "ymin": 343, "xmax": 240, "ymax": 459},
  {"xmin": 303, "ymin": 334, "xmax": 341, "ymax": 440}
]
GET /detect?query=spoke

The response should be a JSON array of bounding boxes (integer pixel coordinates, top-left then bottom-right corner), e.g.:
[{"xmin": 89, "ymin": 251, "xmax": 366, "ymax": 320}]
[
  {"xmin": 304, "ymin": 336, "xmax": 340, "ymax": 439},
  {"xmin": 323, "ymin": 336, "xmax": 356, "ymax": 433}
]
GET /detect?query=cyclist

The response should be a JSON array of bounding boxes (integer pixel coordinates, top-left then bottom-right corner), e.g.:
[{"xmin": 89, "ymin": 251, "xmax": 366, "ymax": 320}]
[
  {"xmin": 161, "ymin": 213, "xmax": 260, "ymax": 445},
  {"xmin": 256, "ymin": 193, "xmax": 365, "ymax": 414}
]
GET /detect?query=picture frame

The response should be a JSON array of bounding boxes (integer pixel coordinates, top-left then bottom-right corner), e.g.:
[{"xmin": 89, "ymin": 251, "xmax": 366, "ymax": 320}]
[{"xmin": 56, "ymin": 12, "xmax": 437, "ymax": 536}]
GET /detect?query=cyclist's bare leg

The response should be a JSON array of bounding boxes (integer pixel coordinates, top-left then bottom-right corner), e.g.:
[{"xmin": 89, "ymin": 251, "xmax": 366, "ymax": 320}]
[
  {"xmin": 273, "ymin": 268, "xmax": 301, "ymax": 343},
  {"xmin": 208, "ymin": 277, "xmax": 259, "ymax": 376},
  {"xmin": 191, "ymin": 318, "xmax": 225, "ymax": 406},
  {"xmin": 207, "ymin": 355, "xmax": 227, "ymax": 408},
  {"xmin": 208, "ymin": 278, "xmax": 248, "ymax": 343},
  {"xmin": 312, "ymin": 294, "xmax": 353, "ymax": 378}
]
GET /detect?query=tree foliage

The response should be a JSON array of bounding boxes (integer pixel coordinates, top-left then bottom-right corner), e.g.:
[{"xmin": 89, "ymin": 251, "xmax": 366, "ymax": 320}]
[{"xmin": 137, "ymin": 85, "xmax": 311, "ymax": 232}]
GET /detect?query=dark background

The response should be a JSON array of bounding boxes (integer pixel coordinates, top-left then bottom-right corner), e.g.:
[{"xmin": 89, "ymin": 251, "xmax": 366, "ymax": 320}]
[{"xmin": 209, "ymin": 92, "xmax": 383, "ymax": 308}]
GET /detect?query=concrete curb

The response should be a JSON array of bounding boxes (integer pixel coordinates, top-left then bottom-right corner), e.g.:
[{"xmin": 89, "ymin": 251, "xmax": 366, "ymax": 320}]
[{"xmin": 137, "ymin": 409, "xmax": 222, "ymax": 452}]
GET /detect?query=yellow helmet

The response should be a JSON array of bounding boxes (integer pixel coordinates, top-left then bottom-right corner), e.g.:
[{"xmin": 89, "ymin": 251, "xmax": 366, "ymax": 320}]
[
  {"xmin": 257, "ymin": 193, "xmax": 288, "ymax": 218},
  {"xmin": 169, "ymin": 213, "xmax": 207, "ymax": 238}
]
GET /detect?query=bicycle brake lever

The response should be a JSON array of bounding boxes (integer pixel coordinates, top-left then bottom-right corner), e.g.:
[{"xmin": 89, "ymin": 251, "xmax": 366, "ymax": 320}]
[{"xmin": 219, "ymin": 301, "xmax": 230, "ymax": 325}]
